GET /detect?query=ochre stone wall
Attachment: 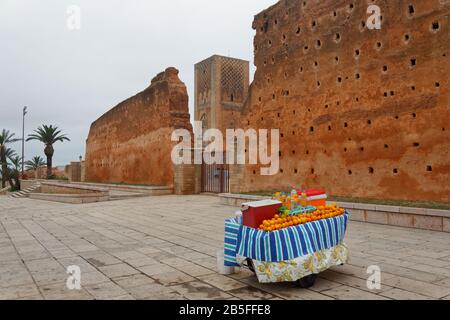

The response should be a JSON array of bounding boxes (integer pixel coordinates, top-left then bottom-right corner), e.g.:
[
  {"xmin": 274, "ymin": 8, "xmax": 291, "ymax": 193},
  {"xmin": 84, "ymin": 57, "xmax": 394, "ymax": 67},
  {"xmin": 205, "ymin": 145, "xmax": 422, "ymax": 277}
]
[
  {"xmin": 85, "ymin": 67, "xmax": 192, "ymax": 186},
  {"xmin": 237, "ymin": 0, "xmax": 450, "ymax": 202}
]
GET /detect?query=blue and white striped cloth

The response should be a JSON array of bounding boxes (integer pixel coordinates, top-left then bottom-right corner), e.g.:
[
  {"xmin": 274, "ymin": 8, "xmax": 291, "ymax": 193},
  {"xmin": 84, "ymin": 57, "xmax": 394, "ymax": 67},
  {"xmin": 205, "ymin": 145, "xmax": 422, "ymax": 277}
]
[
  {"xmin": 224, "ymin": 218, "xmax": 242, "ymax": 267},
  {"xmin": 224, "ymin": 212, "xmax": 349, "ymax": 265}
]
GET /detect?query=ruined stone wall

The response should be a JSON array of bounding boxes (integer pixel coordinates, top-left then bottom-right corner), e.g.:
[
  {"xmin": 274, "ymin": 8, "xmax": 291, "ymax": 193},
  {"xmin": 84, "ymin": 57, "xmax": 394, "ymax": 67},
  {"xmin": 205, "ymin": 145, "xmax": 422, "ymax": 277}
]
[
  {"xmin": 85, "ymin": 67, "xmax": 192, "ymax": 186},
  {"xmin": 238, "ymin": 0, "xmax": 450, "ymax": 202}
]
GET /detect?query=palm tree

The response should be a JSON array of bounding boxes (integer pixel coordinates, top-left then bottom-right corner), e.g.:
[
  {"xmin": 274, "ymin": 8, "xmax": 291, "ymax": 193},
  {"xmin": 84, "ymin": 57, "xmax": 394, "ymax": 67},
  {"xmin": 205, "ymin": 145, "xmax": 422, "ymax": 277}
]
[
  {"xmin": 27, "ymin": 125, "xmax": 70, "ymax": 179},
  {"xmin": 0, "ymin": 129, "xmax": 20, "ymax": 188},
  {"xmin": 25, "ymin": 156, "xmax": 46, "ymax": 179},
  {"xmin": 8, "ymin": 156, "xmax": 22, "ymax": 190}
]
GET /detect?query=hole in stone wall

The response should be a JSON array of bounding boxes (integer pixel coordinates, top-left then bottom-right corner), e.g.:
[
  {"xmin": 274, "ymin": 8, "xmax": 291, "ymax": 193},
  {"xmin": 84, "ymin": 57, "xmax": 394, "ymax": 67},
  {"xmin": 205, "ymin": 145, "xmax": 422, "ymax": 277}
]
[
  {"xmin": 334, "ymin": 56, "xmax": 339, "ymax": 64},
  {"xmin": 304, "ymin": 45, "xmax": 309, "ymax": 53},
  {"xmin": 360, "ymin": 21, "xmax": 366, "ymax": 31},
  {"xmin": 259, "ymin": 97, "xmax": 262, "ymax": 102},
  {"xmin": 393, "ymin": 168, "xmax": 399, "ymax": 174},
  {"xmin": 311, "ymin": 168, "xmax": 315, "ymax": 174},
  {"xmin": 294, "ymin": 169, "xmax": 298, "ymax": 174},
  {"xmin": 333, "ymin": 11, "xmax": 337, "ymax": 17},
  {"xmin": 356, "ymin": 73, "xmax": 361, "ymax": 79},
  {"xmin": 312, "ymin": 20, "xmax": 317, "ymax": 29},
  {"xmin": 360, "ymin": 147, "xmax": 365, "ymax": 152},
  {"xmin": 316, "ymin": 40, "xmax": 322, "ymax": 48},
  {"xmin": 292, "ymin": 150, "xmax": 296, "ymax": 155},
  {"xmin": 348, "ymin": 170, "xmax": 353, "ymax": 175},
  {"xmin": 390, "ymin": 91, "xmax": 395, "ymax": 96},
  {"xmin": 395, "ymin": 115, "xmax": 399, "ymax": 119},
  {"xmin": 431, "ymin": 21, "xmax": 440, "ymax": 32},
  {"xmin": 306, "ymin": 150, "xmax": 310, "ymax": 155},
  {"xmin": 411, "ymin": 86, "xmax": 416, "ymax": 91},
  {"xmin": 349, "ymin": 3, "xmax": 354, "ymax": 11},
  {"xmin": 367, "ymin": 120, "xmax": 372, "ymax": 125},
  {"xmin": 280, "ymin": 169, "xmax": 284, "ymax": 173},
  {"xmin": 384, "ymin": 144, "xmax": 389, "ymax": 149},
  {"xmin": 376, "ymin": 42, "xmax": 382, "ymax": 50},
  {"xmin": 296, "ymin": 26, "xmax": 301, "ymax": 34},
  {"xmin": 410, "ymin": 58, "xmax": 417, "ymax": 67},
  {"xmin": 272, "ymin": 94, "xmax": 276, "ymax": 100},
  {"xmin": 334, "ymin": 33, "xmax": 341, "ymax": 42},
  {"xmin": 427, "ymin": 165, "xmax": 433, "ymax": 172},
  {"xmin": 384, "ymin": 92, "xmax": 388, "ymax": 97},
  {"xmin": 325, "ymin": 104, "xmax": 329, "ymax": 109},
  {"xmin": 382, "ymin": 65, "xmax": 388, "ymax": 73},
  {"xmin": 310, "ymin": 126, "xmax": 314, "ymax": 132},
  {"xmin": 344, "ymin": 122, "xmax": 348, "ymax": 128},
  {"xmin": 317, "ymin": 81, "xmax": 321, "ymax": 87},
  {"xmin": 337, "ymin": 77, "xmax": 342, "ymax": 83},
  {"xmin": 412, "ymin": 113, "xmax": 417, "ymax": 118},
  {"xmin": 314, "ymin": 61, "xmax": 319, "ymax": 67},
  {"xmin": 413, "ymin": 142, "xmax": 420, "ymax": 147},
  {"xmin": 344, "ymin": 148, "xmax": 348, "ymax": 152},
  {"xmin": 408, "ymin": 5, "xmax": 415, "ymax": 16},
  {"xmin": 328, "ymin": 125, "xmax": 332, "ymax": 131},
  {"xmin": 369, "ymin": 167, "xmax": 374, "ymax": 174},
  {"xmin": 435, "ymin": 82, "xmax": 440, "ymax": 88},
  {"xmin": 277, "ymin": 113, "xmax": 280, "ymax": 117},
  {"xmin": 355, "ymin": 49, "xmax": 360, "ymax": 57},
  {"xmin": 404, "ymin": 34, "xmax": 411, "ymax": 43}
]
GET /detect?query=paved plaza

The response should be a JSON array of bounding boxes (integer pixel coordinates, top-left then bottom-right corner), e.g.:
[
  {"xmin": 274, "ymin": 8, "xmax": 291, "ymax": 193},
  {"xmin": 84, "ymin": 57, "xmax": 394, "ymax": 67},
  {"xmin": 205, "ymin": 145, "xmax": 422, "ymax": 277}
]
[{"xmin": 1, "ymin": 195, "xmax": 450, "ymax": 300}]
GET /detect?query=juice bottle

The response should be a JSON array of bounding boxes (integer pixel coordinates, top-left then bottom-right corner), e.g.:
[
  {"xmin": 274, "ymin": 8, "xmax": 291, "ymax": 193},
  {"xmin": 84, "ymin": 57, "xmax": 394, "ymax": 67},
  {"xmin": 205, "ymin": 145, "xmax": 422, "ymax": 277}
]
[{"xmin": 300, "ymin": 192, "xmax": 308, "ymax": 207}]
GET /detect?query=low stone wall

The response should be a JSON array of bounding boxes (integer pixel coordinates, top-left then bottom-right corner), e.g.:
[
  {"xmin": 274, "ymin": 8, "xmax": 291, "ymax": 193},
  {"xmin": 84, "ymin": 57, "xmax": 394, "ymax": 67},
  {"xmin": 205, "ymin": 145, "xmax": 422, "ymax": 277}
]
[
  {"xmin": 40, "ymin": 183, "xmax": 104, "ymax": 195},
  {"xmin": 219, "ymin": 193, "xmax": 450, "ymax": 233},
  {"xmin": 29, "ymin": 193, "xmax": 109, "ymax": 204}
]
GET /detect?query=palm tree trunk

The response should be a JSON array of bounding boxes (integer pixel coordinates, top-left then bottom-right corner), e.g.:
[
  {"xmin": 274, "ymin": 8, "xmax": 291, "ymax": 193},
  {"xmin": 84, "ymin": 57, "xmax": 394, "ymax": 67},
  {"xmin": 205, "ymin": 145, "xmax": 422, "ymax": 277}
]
[
  {"xmin": 1, "ymin": 148, "xmax": 6, "ymax": 188},
  {"xmin": 46, "ymin": 155, "xmax": 52, "ymax": 179}
]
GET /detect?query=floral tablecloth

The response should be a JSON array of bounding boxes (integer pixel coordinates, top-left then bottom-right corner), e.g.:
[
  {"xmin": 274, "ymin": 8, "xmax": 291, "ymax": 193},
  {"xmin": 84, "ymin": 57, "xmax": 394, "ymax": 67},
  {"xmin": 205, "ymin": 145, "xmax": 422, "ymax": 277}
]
[{"xmin": 237, "ymin": 244, "xmax": 349, "ymax": 283}]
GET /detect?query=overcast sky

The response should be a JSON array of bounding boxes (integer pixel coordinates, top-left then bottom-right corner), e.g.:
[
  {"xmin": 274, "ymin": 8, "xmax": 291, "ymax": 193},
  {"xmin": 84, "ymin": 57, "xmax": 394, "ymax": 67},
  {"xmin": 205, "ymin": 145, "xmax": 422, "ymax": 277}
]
[{"xmin": 0, "ymin": 0, "xmax": 275, "ymax": 166}]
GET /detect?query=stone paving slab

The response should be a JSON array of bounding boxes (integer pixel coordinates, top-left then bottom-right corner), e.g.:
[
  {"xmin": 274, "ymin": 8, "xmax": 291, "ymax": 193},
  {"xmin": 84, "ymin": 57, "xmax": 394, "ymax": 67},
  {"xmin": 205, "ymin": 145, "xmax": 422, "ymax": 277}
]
[{"xmin": 1, "ymin": 195, "xmax": 450, "ymax": 300}]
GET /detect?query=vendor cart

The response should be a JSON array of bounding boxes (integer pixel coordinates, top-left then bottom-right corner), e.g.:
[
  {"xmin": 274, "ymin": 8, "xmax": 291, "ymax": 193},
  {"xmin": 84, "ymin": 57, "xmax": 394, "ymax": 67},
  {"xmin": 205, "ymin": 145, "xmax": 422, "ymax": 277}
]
[{"xmin": 223, "ymin": 210, "xmax": 350, "ymax": 288}]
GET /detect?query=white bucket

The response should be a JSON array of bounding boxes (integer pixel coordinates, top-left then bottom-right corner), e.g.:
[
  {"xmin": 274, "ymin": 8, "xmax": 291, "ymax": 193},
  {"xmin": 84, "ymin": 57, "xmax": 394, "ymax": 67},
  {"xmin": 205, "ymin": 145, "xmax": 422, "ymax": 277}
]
[{"xmin": 217, "ymin": 250, "xmax": 235, "ymax": 275}]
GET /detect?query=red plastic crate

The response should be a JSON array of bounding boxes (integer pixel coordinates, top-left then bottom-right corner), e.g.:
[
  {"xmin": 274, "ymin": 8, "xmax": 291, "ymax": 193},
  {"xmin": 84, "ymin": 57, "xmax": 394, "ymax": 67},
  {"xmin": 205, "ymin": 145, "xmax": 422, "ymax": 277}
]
[{"xmin": 241, "ymin": 200, "xmax": 282, "ymax": 229}]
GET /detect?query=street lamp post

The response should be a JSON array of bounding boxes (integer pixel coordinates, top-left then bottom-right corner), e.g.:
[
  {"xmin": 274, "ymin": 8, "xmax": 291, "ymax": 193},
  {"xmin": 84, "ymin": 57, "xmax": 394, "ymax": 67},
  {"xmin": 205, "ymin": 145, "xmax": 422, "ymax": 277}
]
[{"xmin": 22, "ymin": 106, "xmax": 27, "ymax": 177}]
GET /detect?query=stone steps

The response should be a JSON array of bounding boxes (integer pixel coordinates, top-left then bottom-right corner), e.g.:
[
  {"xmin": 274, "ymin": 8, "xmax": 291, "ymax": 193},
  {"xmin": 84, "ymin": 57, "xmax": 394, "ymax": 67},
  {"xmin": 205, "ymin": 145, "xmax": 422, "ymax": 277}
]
[{"xmin": 8, "ymin": 183, "xmax": 41, "ymax": 199}]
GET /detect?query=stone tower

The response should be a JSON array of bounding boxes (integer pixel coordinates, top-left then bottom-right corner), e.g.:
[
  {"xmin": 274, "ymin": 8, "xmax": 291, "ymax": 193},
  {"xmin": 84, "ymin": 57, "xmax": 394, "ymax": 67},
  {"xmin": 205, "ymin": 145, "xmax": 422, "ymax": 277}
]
[{"xmin": 194, "ymin": 55, "xmax": 250, "ymax": 133}]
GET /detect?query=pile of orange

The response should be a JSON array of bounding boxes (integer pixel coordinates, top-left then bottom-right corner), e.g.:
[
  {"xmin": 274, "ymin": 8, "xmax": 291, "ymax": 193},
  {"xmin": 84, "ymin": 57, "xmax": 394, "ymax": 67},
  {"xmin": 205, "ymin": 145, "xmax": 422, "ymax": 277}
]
[{"xmin": 258, "ymin": 204, "xmax": 345, "ymax": 232}]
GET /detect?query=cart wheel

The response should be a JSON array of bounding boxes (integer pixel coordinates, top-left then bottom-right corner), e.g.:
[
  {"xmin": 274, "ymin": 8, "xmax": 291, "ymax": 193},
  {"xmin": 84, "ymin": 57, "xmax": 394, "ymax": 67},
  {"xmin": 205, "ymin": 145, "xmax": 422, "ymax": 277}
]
[
  {"xmin": 295, "ymin": 274, "xmax": 317, "ymax": 289},
  {"xmin": 245, "ymin": 258, "xmax": 256, "ymax": 274}
]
